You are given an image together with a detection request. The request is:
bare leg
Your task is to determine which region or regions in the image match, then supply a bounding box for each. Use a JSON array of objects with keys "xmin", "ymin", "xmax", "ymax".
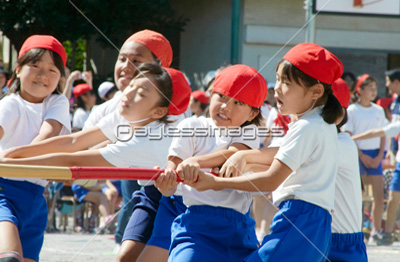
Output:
[{"xmin": 384, "ymin": 190, "xmax": 400, "ymax": 233}]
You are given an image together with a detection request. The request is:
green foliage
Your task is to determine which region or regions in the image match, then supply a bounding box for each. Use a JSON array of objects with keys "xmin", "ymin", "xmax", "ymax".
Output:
[{"xmin": 0, "ymin": 0, "xmax": 188, "ymax": 58}]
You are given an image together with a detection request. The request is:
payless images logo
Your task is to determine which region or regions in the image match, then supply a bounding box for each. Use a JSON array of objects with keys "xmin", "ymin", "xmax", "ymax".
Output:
[{"xmin": 116, "ymin": 125, "xmax": 133, "ymax": 142}]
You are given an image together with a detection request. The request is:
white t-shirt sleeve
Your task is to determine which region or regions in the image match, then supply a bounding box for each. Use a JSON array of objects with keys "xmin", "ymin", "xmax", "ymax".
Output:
[
  {"xmin": 274, "ymin": 120, "xmax": 318, "ymax": 172},
  {"xmin": 0, "ymin": 96, "xmax": 19, "ymax": 136},
  {"xmin": 96, "ymin": 111, "xmax": 126, "ymax": 143},
  {"xmin": 72, "ymin": 108, "xmax": 87, "ymax": 130},
  {"xmin": 383, "ymin": 122, "xmax": 400, "ymax": 138},
  {"xmin": 231, "ymin": 125, "xmax": 260, "ymax": 149},
  {"xmin": 44, "ymin": 95, "xmax": 71, "ymax": 133},
  {"xmin": 168, "ymin": 118, "xmax": 196, "ymax": 161}
]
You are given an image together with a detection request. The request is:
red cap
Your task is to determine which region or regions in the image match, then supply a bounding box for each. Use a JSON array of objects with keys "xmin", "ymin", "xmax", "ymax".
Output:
[
  {"xmin": 19, "ymin": 35, "xmax": 67, "ymax": 67},
  {"xmin": 125, "ymin": 30, "xmax": 173, "ymax": 68},
  {"xmin": 355, "ymin": 74, "xmax": 370, "ymax": 94},
  {"xmin": 283, "ymin": 43, "xmax": 343, "ymax": 84},
  {"xmin": 164, "ymin": 68, "xmax": 191, "ymax": 115},
  {"xmin": 191, "ymin": 90, "xmax": 209, "ymax": 104},
  {"xmin": 376, "ymin": 97, "xmax": 393, "ymax": 109},
  {"xmin": 332, "ymin": 78, "xmax": 350, "ymax": 108},
  {"xmin": 73, "ymin": 83, "xmax": 92, "ymax": 98},
  {"xmin": 212, "ymin": 64, "xmax": 267, "ymax": 108}
]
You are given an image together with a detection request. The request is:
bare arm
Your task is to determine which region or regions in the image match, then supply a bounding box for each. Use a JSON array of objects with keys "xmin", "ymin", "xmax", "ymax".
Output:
[
  {"xmin": 31, "ymin": 119, "xmax": 63, "ymax": 144},
  {"xmin": 193, "ymin": 159, "xmax": 291, "ymax": 192},
  {"xmin": 352, "ymin": 129, "xmax": 385, "ymax": 141},
  {"xmin": 0, "ymin": 149, "xmax": 113, "ymax": 167},
  {"xmin": 1, "ymin": 126, "xmax": 109, "ymax": 158}
]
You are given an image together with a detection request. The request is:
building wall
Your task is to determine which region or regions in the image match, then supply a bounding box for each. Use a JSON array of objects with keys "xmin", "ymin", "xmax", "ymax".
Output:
[
  {"xmin": 243, "ymin": 0, "xmax": 400, "ymax": 95},
  {"xmin": 173, "ymin": 0, "xmax": 232, "ymax": 89}
]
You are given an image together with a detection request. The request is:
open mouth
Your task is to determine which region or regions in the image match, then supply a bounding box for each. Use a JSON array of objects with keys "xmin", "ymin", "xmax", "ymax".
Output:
[{"xmin": 217, "ymin": 112, "xmax": 229, "ymax": 121}]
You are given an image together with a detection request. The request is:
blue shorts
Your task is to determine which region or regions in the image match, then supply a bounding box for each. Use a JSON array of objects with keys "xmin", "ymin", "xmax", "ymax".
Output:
[
  {"xmin": 121, "ymin": 185, "xmax": 162, "ymax": 243},
  {"xmin": 359, "ymin": 149, "xmax": 383, "ymax": 176},
  {"xmin": 71, "ymin": 184, "xmax": 89, "ymax": 202},
  {"xmin": 168, "ymin": 205, "xmax": 258, "ymax": 262},
  {"xmin": 244, "ymin": 200, "xmax": 332, "ymax": 262},
  {"xmin": 389, "ymin": 163, "xmax": 400, "ymax": 192},
  {"xmin": 0, "ymin": 178, "xmax": 47, "ymax": 261},
  {"xmin": 327, "ymin": 232, "xmax": 367, "ymax": 262},
  {"xmin": 147, "ymin": 195, "xmax": 187, "ymax": 249}
]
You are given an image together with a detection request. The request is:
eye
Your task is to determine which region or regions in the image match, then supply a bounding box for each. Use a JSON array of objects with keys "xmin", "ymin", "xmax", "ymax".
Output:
[
  {"xmin": 234, "ymin": 100, "xmax": 244, "ymax": 106},
  {"xmin": 119, "ymin": 56, "xmax": 126, "ymax": 62}
]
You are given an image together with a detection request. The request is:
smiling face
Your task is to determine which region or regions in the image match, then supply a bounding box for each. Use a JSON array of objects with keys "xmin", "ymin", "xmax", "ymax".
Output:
[
  {"xmin": 17, "ymin": 50, "xmax": 61, "ymax": 103},
  {"xmin": 209, "ymin": 92, "xmax": 257, "ymax": 128},
  {"xmin": 119, "ymin": 73, "xmax": 166, "ymax": 125},
  {"xmin": 114, "ymin": 41, "xmax": 157, "ymax": 92},
  {"xmin": 274, "ymin": 63, "xmax": 317, "ymax": 116}
]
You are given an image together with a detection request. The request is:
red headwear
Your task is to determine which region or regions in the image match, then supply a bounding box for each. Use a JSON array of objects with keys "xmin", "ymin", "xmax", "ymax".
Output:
[
  {"xmin": 376, "ymin": 97, "xmax": 393, "ymax": 109},
  {"xmin": 212, "ymin": 64, "xmax": 267, "ymax": 108},
  {"xmin": 355, "ymin": 74, "xmax": 370, "ymax": 95},
  {"xmin": 164, "ymin": 68, "xmax": 191, "ymax": 115},
  {"xmin": 73, "ymin": 83, "xmax": 92, "ymax": 98},
  {"xmin": 191, "ymin": 90, "xmax": 209, "ymax": 104},
  {"xmin": 125, "ymin": 30, "xmax": 173, "ymax": 68},
  {"xmin": 283, "ymin": 43, "xmax": 343, "ymax": 84},
  {"xmin": 332, "ymin": 78, "xmax": 351, "ymax": 108},
  {"xmin": 19, "ymin": 35, "xmax": 67, "ymax": 67}
]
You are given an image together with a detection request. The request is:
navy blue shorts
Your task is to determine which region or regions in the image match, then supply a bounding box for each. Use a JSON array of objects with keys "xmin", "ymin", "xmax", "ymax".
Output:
[
  {"xmin": 359, "ymin": 149, "xmax": 383, "ymax": 176},
  {"xmin": 327, "ymin": 232, "xmax": 367, "ymax": 262},
  {"xmin": 0, "ymin": 178, "xmax": 47, "ymax": 261},
  {"xmin": 169, "ymin": 205, "xmax": 258, "ymax": 262},
  {"xmin": 121, "ymin": 185, "xmax": 162, "ymax": 243},
  {"xmin": 147, "ymin": 195, "xmax": 186, "ymax": 249},
  {"xmin": 244, "ymin": 200, "xmax": 332, "ymax": 262}
]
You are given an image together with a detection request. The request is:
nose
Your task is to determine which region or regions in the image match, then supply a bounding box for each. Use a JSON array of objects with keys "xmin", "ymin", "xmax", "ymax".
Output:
[{"xmin": 121, "ymin": 58, "xmax": 135, "ymax": 72}]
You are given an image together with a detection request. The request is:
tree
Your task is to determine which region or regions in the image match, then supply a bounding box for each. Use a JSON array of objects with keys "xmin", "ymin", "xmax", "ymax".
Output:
[{"xmin": 0, "ymin": 0, "xmax": 188, "ymax": 68}]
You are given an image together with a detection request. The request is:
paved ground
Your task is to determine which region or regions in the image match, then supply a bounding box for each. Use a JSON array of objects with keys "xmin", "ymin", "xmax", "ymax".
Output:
[{"xmin": 39, "ymin": 231, "xmax": 400, "ymax": 262}]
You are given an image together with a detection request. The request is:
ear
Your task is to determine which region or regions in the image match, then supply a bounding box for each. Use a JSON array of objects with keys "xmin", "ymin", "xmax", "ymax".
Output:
[
  {"xmin": 310, "ymin": 83, "xmax": 324, "ymax": 100},
  {"xmin": 246, "ymin": 108, "xmax": 259, "ymax": 122},
  {"xmin": 150, "ymin": 106, "xmax": 169, "ymax": 120},
  {"xmin": 15, "ymin": 64, "xmax": 21, "ymax": 77}
]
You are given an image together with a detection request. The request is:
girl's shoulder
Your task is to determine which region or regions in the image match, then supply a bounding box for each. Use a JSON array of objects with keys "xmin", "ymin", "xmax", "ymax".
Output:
[
  {"xmin": 178, "ymin": 116, "xmax": 212, "ymax": 128},
  {"xmin": 0, "ymin": 93, "xmax": 23, "ymax": 107},
  {"xmin": 44, "ymin": 93, "xmax": 69, "ymax": 104}
]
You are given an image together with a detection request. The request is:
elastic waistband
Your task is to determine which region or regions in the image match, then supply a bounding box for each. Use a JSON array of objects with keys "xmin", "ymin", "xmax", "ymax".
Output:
[
  {"xmin": 0, "ymin": 177, "xmax": 45, "ymax": 196},
  {"xmin": 279, "ymin": 199, "xmax": 328, "ymax": 213},
  {"xmin": 331, "ymin": 232, "xmax": 364, "ymax": 244},
  {"xmin": 187, "ymin": 205, "xmax": 249, "ymax": 222}
]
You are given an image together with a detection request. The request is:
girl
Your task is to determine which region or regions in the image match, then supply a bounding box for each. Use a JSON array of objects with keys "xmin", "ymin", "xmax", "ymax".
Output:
[
  {"xmin": 153, "ymin": 64, "xmax": 267, "ymax": 262},
  {"xmin": 343, "ymin": 74, "xmax": 386, "ymax": 242},
  {"xmin": 80, "ymin": 29, "xmax": 174, "ymax": 250},
  {"xmin": 0, "ymin": 63, "xmax": 190, "ymax": 261},
  {"xmin": 0, "ymin": 35, "xmax": 71, "ymax": 262},
  {"xmin": 72, "ymin": 83, "xmax": 97, "ymax": 131},
  {"xmin": 188, "ymin": 90, "xmax": 209, "ymax": 117},
  {"xmin": 192, "ymin": 43, "xmax": 343, "ymax": 261},
  {"xmin": 328, "ymin": 78, "xmax": 367, "ymax": 261}
]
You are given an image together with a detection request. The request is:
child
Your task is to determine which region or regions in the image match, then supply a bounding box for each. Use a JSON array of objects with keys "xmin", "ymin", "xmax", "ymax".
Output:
[
  {"xmin": 343, "ymin": 74, "xmax": 387, "ymax": 242},
  {"xmin": 153, "ymin": 64, "xmax": 267, "ymax": 262},
  {"xmin": 351, "ymin": 68, "xmax": 400, "ymax": 246},
  {"xmin": 188, "ymin": 90, "xmax": 209, "ymax": 117},
  {"xmin": 72, "ymin": 83, "xmax": 97, "ymax": 131},
  {"xmin": 81, "ymin": 29, "xmax": 174, "ymax": 249},
  {"xmin": 0, "ymin": 63, "xmax": 191, "ymax": 261},
  {"xmin": 192, "ymin": 43, "xmax": 343, "ymax": 261},
  {"xmin": 98, "ymin": 81, "xmax": 118, "ymax": 101},
  {"xmin": 0, "ymin": 35, "xmax": 71, "ymax": 262},
  {"xmin": 328, "ymin": 78, "xmax": 367, "ymax": 261},
  {"xmin": 0, "ymin": 67, "xmax": 9, "ymax": 99}
]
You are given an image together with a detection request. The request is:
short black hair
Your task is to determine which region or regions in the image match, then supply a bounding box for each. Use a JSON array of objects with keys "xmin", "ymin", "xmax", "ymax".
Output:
[{"xmin": 385, "ymin": 68, "xmax": 400, "ymax": 82}]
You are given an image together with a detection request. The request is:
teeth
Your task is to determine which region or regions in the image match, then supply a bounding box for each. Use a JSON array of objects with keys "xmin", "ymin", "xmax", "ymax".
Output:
[{"xmin": 218, "ymin": 113, "xmax": 229, "ymax": 120}]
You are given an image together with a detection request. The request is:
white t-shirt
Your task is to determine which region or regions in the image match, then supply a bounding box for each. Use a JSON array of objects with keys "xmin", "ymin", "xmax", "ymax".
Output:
[
  {"xmin": 98, "ymin": 117, "xmax": 173, "ymax": 186},
  {"xmin": 383, "ymin": 121, "xmax": 400, "ymax": 162},
  {"xmin": 84, "ymin": 91, "xmax": 122, "ymax": 129},
  {"xmin": 97, "ymin": 111, "xmax": 175, "ymax": 186},
  {"xmin": 273, "ymin": 107, "xmax": 338, "ymax": 212},
  {"xmin": 0, "ymin": 93, "xmax": 71, "ymax": 187},
  {"xmin": 331, "ymin": 132, "xmax": 362, "ymax": 233},
  {"xmin": 72, "ymin": 107, "xmax": 91, "ymax": 130},
  {"xmin": 343, "ymin": 103, "xmax": 386, "ymax": 150},
  {"xmin": 168, "ymin": 117, "xmax": 260, "ymax": 214}
]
